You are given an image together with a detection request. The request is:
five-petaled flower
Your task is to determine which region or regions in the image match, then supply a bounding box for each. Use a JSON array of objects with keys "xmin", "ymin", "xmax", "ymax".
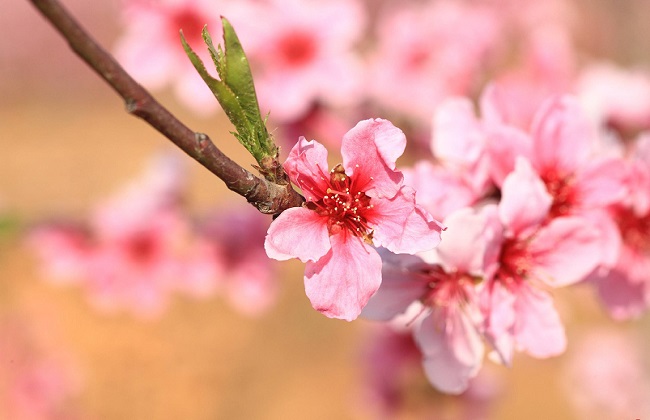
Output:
[{"xmin": 265, "ymin": 119, "xmax": 444, "ymax": 321}]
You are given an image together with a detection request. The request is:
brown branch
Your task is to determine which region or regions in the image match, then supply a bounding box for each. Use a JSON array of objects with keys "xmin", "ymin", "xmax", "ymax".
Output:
[{"xmin": 27, "ymin": 0, "xmax": 304, "ymax": 215}]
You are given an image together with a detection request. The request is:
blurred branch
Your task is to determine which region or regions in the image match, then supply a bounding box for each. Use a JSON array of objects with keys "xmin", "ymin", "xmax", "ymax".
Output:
[{"xmin": 26, "ymin": 0, "xmax": 304, "ymax": 215}]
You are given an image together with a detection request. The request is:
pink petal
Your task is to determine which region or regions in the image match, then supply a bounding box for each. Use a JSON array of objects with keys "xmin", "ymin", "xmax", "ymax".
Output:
[
  {"xmin": 341, "ymin": 119, "xmax": 405, "ymax": 198},
  {"xmin": 304, "ymin": 232, "xmax": 382, "ymax": 321},
  {"xmin": 361, "ymin": 252, "xmax": 431, "ymax": 321},
  {"xmin": 416, "ymin": 309, "xmax": 484, "ymax": 394},
  {"xmin": 499, "ymin": 158, "xmax": 552, "ymax": 236},
  {"xmin": 481, "ymin": 282, "xmax": 515, "ymax": 366},
  {"xmin": 514, "ymin": 283, "xmax": 567, "ymax": 358},
  {"xmin": 367, "ymin": 186, "xmax": 443, "ymax": 254},
  {"xmin": 528, "ymin": 216, "xmax": 602, "ymax": 287},
  {"xmin": 436, "ymin": 208, "xmax": 487, "ymax": 274},
  {"xmin": 485, "ymin": 124, "xmax": 532, "ymax": 187},
  {"xmin": 283, "ymin": 137, "xmax": 330, "ymax": 202},
  {"xmin": 403, "ymin": 161, "xmax": 477, "ymax": 221},
  {"xmin": 431, "ymin": 97, "xmax": 484, "ymax": 166},
  {"xmin": 265, "ymin": 207, "xmax": 330, "ymax": 262},
  {"xmin": 591, "ymin": 268, "xmax": 648, "ymax": 320},
  {"xmin": 575, "ymin": 158, "xmax": 627, "ymax": 209},
  {"xmin": 530, "ymin": 96, "xmax": 593, "ymax": 174}
]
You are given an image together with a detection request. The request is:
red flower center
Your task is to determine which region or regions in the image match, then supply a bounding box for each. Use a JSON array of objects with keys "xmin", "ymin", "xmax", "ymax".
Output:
[
  {"xmin": 420, "ymin": 265, "xmax": 476, "ymax": 308},
  {"xmin": 541, "ymin": 169, "xmax": 576, "ymax": 218},
  {"xmin": 307, "ymin": 164, "xmax": 374, "ymax": 241},
  {"xmin": 616, "ymin": 207, "xmax": 650, "ymax": 254},
  {"xmin": 496, "ymin": 237, "xmax": 531, "ymax": 288},
  {"xmin": 277, "ymin": 31, "xmax": 317, "ymax": 67},
  {"xmin": 126, "ymin": 233, "xmax": 157, "ymax": 264},
  {"xmin": 170, "ymin": 8, "xmax": 206, "ymax": 45}
]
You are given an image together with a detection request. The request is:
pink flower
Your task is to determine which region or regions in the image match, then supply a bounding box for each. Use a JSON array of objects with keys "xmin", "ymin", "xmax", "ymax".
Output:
[
  {"xmin": 362, "ymin": 208, "xmax": 487, "ymax": 394},
  {"xmin": 28, "ymin": 153, "xmax": 209, "ymax": 319},
  {"xmin": 578, "ymin": 62, "xmax": 650, "ymax": 137},
  {"xmin": 368, "ymin": 1, "xmax": 501, "ymax": 123},
  {"xmin": 482, "ymin": 158, "xmax": 603, "ymax": 363},
  {"xmin": 113, "ymin": 0, "xmax": 224, "ymax": 115},
  {"xmin": 265, "ymin": 119, "xmax": 443, "ymax": 321},
  {"xmin": 562, "ymin": 329, "xmax": 650, "ymax": 419},
  {"xmin": 589, "ymin": 133, "xmax": 650, "ymax": 319},
  {"xmin": 232, "ymin": 0, "xmax": 367, "ymax": 122},
  {"xmin": 188, "ymin": 205, "xmax": 280, "ymax": 317}
]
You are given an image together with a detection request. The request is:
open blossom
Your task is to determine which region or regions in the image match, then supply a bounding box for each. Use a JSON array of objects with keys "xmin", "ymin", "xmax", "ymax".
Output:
[
  {"xmin": 28, "ymin": 154, "xmax": 211, "ymax": 319},
  {"xmin": 265, "ymin": 119, "xmax": 443, "ymax": 321},
  {"xmin": 368, "ymin": 0, "xmax": 501, "ymax": 123},
  {"xmin": 233, "ymin": 0, "xmax": 367, "ymax": 123},
  {"xmin": 113, "ymin": 0, "xmax": 224, "ymax": 115},
  {"xmin": 481, "ymin": 158, "xmax": 602, "ymax": 364},
  {"xmin": 589, "ymin": 133, "xmax": 650, "ymax": 319},
  {"xmin": 362, "ymin": 208, "xmax": 487, "ymax": 394}
]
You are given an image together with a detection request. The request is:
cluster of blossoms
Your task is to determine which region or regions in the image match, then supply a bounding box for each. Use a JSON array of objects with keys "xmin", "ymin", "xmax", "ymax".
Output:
[
  {"xmin": 28, "ymin": 154, "xmax": 278, "ymax": 319},
  {"xmin": 80, "ymin": 0, "xmax": 650, "ymax": 402}
]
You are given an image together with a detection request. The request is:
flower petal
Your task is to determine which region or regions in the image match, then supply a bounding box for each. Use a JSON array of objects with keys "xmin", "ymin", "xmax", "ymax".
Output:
[
  {"xmin": 416, "ymin": 309, "xmax": 484, "ymax": 394},
  {"xmin": 342, "ymin": 119, "xmax": 405, "ymax": 198},
  {"xmin": 436, "ymin": 208, "xmax": 487, "ymax": 274},
  {"xmin": 368, "ymin": 186, "xmax": 443, "ymax": 254},
  {"xmin": 531, "ymin": 95, "xmax": 593, "ymax": 174},
  {"xmin": 265, "ymin": 207, "xmax": 330, "ymax": 262},
  {"xmin": 499, "ymin": 158, "xmax": 552, "ymax": 236},
  {"xmin": 528, "ymin": 216, "xmax": 602, "ymax": 287},
  {"xmin": 304, "ymin": 232, "xmax": 382, "ymax": 321},
  {"xmin": 361, "ymin": 251, "xmax": 431, "ymax": 321},
  {"xmin": 514, "ymin": 283, "xmax": 567, "ymax": 358},
  {"xmin": 283, "ymin": 137, "xmax": 330, "ymax": 202}
]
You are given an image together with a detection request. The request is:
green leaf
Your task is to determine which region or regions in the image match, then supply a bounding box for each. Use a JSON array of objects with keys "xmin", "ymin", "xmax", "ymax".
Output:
[{"xmin": 180, "ymin": 18, "xmax": 279, "ymax": 173}]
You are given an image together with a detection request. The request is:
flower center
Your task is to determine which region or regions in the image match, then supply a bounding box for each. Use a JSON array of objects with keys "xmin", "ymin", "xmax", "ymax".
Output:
[
  {"xmin": 541, "ymin": 169, "xmax": 576, "ymax": 218},
  {"xmin": 277, "ymin": 30, "xmax": 317, "ymax": 67},
  {"xmin": 616, "ymin": 207, "xmax": 650, "ymax": 254},
  {"xmin": 307, "ymin": 164, "xmax": 374, "ymax": 242},
  {"xmin": 126, "ymin": 233, "xmax": 157, "ymax": 264},
  {"xmin": 170, "ymin": 8, "xmax": 206, "ymax": 45},
  {"xmin": 420, "ymin": 265, "xmax": 477, "ymax": 308},
  {"xmin": 496, "ymin": 237, "xmax": 531, "ymax": 288}
]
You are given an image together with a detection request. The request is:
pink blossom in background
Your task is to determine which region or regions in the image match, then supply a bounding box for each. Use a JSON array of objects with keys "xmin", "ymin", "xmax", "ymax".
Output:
[
  {"xmin": 481, "ymin": 158, "xmax": 602, "ymax": 364},
  {"xmin": 577, "ymin": 62, "xmax": 650, "ymax": 136},
  {"xmin": 28, "ymin": 154, "xmax": 215, "ymax": 319},
  {"xmin": 362, "ymin": 208, "xmax": 487, "ymax": 394},
  {"xmin": 403, "ymin": 161, "xmax": 478, "ymax": 222},
  {"xmin": 0, "ymin": 317, "xmax": 81, "ymax": 420},
  {"xmin": 562, "ymin": 329, "xmax": 650, "ymax": 419},
  {"xmin": 359, "ymin": 326, "xmax": 504, "ymax": 419},
  {"xmin": 589, "ymin": 133, "xmax": 650, "ymax": 319},
  {"xmin": 113, "ymin": 0, "xmax": 225, "ymax": 115},
  {"xmin": 189, "ymin": 205, "xmax": 279, "ymax": 317},
  {"xmin": 368, "ymin": 0, "xmax": 501, "ymax": 124},
  {"xmin": 232, "ymin": 0, "xmax": 367, "ymax": 123},
  {"xmin": 265, "ymin": 119, "xmax": 443, "ymax": 321}
]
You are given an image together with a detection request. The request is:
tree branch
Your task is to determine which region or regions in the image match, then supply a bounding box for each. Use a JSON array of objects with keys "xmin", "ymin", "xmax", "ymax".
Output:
[{"xmin": 27, "ymin": 0, "xmax": 304, "ymax": 215}]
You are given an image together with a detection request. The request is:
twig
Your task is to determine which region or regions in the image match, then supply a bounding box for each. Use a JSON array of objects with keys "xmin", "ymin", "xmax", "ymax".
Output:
[{"xmin": 27, "ymin": 0, "xmax": 304, "ymax": 215}]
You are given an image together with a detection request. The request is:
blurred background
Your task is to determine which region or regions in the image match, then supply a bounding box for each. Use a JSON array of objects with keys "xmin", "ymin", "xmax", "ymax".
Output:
[{"xmin": 2, "ymin": 0, "xmax": 650, "ymax": 419}]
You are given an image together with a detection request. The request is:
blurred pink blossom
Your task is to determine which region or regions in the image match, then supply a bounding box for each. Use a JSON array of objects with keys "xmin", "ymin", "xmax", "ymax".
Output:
[
  {"xmin": 113, "ymin": 0, "xmax": 225, "ymax": 115},
  {"xmin": 265, "ymin": 119, "xmax": 443, "ymax": 321},
  {"xmin": 368, "ymin": 0, "xmax": 501, "ymax": 123},
  {"xmin": 233, "ymin": 0, "xmax": 367, "ymax": 123},
  {"xmin": 578, "ymin": 62, "xmax": 650, "ymax": 136},
  {"xmin": 189, "ymin": 205, "xmax": 279, "ymax": 317},
  {"xmin": 562, "ymin": 329, "xmax": 650, "ymax": 419},
  {"xmin": 28, "ymin": 153, "xmax": 215, "ymax": 319},
  {"xmin": 0, "ymin": 318, "xmax": 81, "ymax": 420},
  {"xmin": 590, "ymin": 133, "xmax": 650, "ymax": 319}
]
